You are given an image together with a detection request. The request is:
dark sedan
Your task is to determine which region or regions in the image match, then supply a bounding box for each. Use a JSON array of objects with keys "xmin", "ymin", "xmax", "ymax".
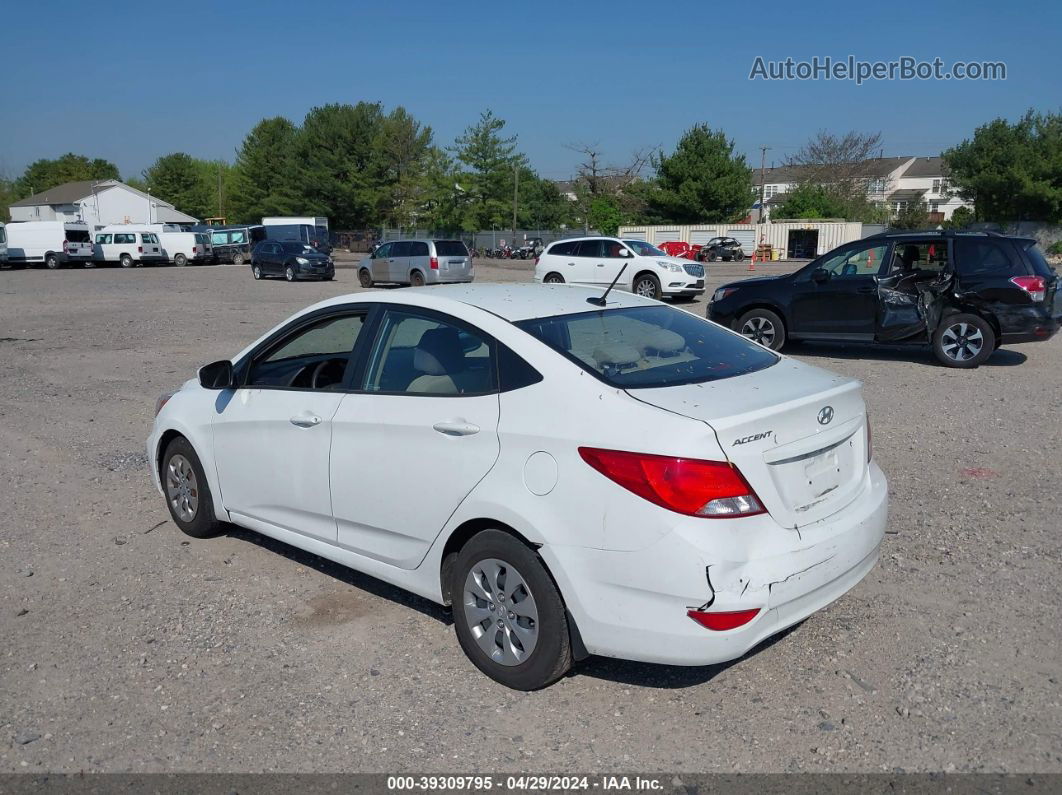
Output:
[
  {"xmin": 251, "ymin": 241, "xmax": 335, "ymax": 282},
  {"xmin": 707, "ymin": 230, "xmax": 1059, "ymax": 368}
]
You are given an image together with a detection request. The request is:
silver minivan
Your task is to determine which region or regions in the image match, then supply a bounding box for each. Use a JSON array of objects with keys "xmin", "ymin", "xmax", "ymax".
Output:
[{"xmin": 358, "ymin": 239, "xmax": 473, "ymax": 287}]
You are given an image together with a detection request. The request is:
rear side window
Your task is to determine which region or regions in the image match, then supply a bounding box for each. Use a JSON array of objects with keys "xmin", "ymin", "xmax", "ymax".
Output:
[
  {"xmin": 210, "ymin": 232, "xmax": 226, "ymax": 246},
  {"xmin": 1021, "ymin": 241, "xmax": 1057, "ymax": 278},
  {"xmin": 434, "ymin": 240, "xmax": 467, "ymax": 257},
  {"xmin": 548, "ymin": 241, "xmax": 575, "ymax": 256},
  {"xmin": 575, "ymin": 240, "xmax": 605, "ymax": 258},
  {"xmin": 517, "ymin": 305, "xmax": 778, "ymax": 388},
  {"xmin": 409, "ymin": 241, "xmax": 430, "ymax": 257},
  {"xmin": 96, "ymin": 234, "xmax": 112, "ymax": 244},
  {"xmin": 955, "ymin": 238, "xmax": 1020, "ymax": 276},
  {"xmin": 114, "ymin": 233, "xmax": 135, "ymax": 244}
]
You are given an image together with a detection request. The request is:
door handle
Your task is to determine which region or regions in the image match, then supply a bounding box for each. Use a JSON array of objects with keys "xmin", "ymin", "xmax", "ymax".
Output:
[
  {"xmin": 856, "ymin": 286, "xmax": 877, "ymax": 293},
  {"xmin": 290, "ymin": 414, "xmax": 322, "ymax": 428},
  {"xmin": 432, "ymin": 420, "xmax": 480, "ymax": 437}
]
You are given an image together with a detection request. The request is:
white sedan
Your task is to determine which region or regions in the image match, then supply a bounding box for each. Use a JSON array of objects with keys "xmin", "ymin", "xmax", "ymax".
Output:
[{"xmin": 147, "ymin": 284, "xmax": 888, "ymax": 690}]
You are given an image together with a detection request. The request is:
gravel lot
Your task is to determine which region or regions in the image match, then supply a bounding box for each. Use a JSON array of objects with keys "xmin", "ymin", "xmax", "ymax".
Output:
[{"xmin": 1, "ymin": 258, "xmax": 1060, "ymax": 774}]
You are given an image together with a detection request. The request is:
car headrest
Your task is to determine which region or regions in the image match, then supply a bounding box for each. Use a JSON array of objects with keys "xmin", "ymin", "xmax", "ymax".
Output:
[{"xmin": 414, "ymin": 328, "xmax": 465, "ymax": 376}]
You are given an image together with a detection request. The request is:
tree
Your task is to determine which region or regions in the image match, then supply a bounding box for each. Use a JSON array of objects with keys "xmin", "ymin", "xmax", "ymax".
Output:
[
  {"xmin": 771, "ymin": 183, "xmax": 848, "ymax": 219},
  {"xmin": 565, "ymin": 141, "xmax": 650, "ymax": 225},
  {"xmin": 647, "ymin": 125, "xmax": 752, "ymax": 223},
  {"xmin": 890, "ymin": 200, "xmax": 931, "ymax": 230},
  {"xmin": 943, "ymin": 109, "xmax": 1062, "ymax": 222},
  {"xmin": 230, "ymin": 116, "xmax": 302, "ymax": 222},
  {"xmin": 15, "ymin": 153, "xmax": 119, "ymax": 197},
  {"xmin": 784, "ymin": 130, "xmax": 884, "ymax": 202},
  {"xmin": 373, "ymin": 107, "xmax": 435, "ymax": 228},
  {"xmin": 451, "ymin": 109, "xmax": 525, "ymax": 230},
  {"xmin": 144, "ymin": 153, "xmax": 212, "ymax": 219},
  {"xmin": 943, "ymin": 205, "xmax": 976, "ymax": 229},
  {"xmin": 587, "ymin": 196, "xmax": 623, "ymax": 235}
]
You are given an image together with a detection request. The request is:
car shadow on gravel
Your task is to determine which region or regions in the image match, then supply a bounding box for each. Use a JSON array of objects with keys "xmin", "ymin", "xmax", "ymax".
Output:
[
  {"xmin": 223, "ymin": 526, "xmax": 453, "ymax": 625},
  {"xmin": 570, "ymin": 623, "xmax": 803, "ymax": 689},
  {"xmin": 789, "ymin": 342, "xmax": 1028, "ymax": 368}
]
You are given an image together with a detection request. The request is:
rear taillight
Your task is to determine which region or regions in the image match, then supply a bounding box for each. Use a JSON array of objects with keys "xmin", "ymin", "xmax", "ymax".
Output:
[
  {"xmin": 687, "ymin": 608, "xmax": 761, "ymax": 631},
  {"xmin": 429, "ymin": 256, "xmax": 439, "ymax": 270},
  {"xmin": 578, "ymin": 447, "xmax": 765, "ymax": 518},
  {"xmin": 138, "ymin": 246, "xmax": 143, "ymax": 253},
  {"xmin": 1011, "ymin": 275, "xmax": 1046, "ymax": 302},
  {"xmin": 534, "ymin": 256, "xmax": 539, "ymax": 266},
  {"xmin": 192, "ymin": 246, "xmax": 198, "ymax": 254},
  {"xmin": 154, "ymin": 392, "xmax": 175, "ymax": 417}
]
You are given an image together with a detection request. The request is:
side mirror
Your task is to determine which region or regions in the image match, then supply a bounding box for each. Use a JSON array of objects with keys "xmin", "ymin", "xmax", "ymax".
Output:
[
  {"xmin": 199, "ymin": 359, "xmax": 235, "ymax": 390},
  {"xmin": 812, "ymin": 268, "xmax": 831, "ymax": 284},
  {"xmin": 618, "ymin": 248, "xmax": 632, "ymax": 257}
]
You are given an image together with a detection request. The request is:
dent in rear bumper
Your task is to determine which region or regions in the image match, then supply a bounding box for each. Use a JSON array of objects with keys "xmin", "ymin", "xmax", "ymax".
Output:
[{"xmin": 540, "ymin": 462, "xmax": 888, "ymax": 666}]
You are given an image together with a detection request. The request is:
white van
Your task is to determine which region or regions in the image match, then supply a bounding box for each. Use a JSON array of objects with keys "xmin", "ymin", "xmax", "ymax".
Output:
[
  {"xmin": 0, "ymin": 222, "xmax": 7, "ymax": 267},
  {"xmin": 94, "ymin": 226, "xmax": 167, "ymax": 267},
  {"xmin": 145, "ymin": 224, "xmax": 214, "ymax": 266},
  {"xmin": 5, "ymin": 221, "xmax": 95, "ymax": 268}
]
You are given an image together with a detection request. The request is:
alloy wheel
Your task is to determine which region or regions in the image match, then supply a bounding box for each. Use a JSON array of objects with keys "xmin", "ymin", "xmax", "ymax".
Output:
[
  {"xmin": 634, "ymin": 278, "xmax": 657, "ymax": 298},
  {"xmin": 941, "ymin": 322, "xmax": 984, "ymax": 362},
  {"xmin": 741, "ymin": 316, "xmax": 776, "ymax": 347},
  {"xmin": 463, "ymin": 558, "xmax": 539, "ymax": 666},
  {"xmin": 165, "ymin": 454, "xmax": 199, "ymax": 523}
]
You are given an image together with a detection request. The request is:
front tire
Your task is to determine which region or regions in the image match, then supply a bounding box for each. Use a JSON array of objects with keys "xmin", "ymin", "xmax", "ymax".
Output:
[
  {"xmin": 633, "ymin": 273, "xmax": 662, "ymax": 300},
  {"xmin": 161, "ymin": 437, "xmax": 223, "ymax": 539},
  {"xmin": 932, "ymin": 313, "xmax": 994, "ymax": 368},
  {"xmin": 451, "ymin": 530, "xmax": 571, "ymax": 690},
  {"xmin": 737, "ymin": 308, "xmax": 786, "ymax": 351},
  {"xmin": 252, "ymin": 264, "xmax": 262, "ymax": 280},
  {"xmin": 285, "ymin": 265, "xmax": 296, "ymax": 282}
]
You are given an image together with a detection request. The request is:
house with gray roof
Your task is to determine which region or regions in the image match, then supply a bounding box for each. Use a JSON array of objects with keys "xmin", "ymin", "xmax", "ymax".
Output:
[{"xmin": 8, "ymin": 180, "xmax": 198, "ymax": 229}]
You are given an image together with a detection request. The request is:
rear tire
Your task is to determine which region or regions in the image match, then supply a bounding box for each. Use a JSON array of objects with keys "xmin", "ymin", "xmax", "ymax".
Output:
[
  {"xmin": 544, "ymin": 273, "xmax": 565, "ymax": 284},
  {"xmin": 173, "ymin": 253, "xmax": 187, "ymax": 267},
  {"xmin": 932, "ymin": 313, "xmax": 994, "ymax": 368},
  {"xmin": 232, "ymin": 252, "xmax": 245, "ymax": 266},
  {"xmin": 737, "ymin": 308, "xmax": 786, "ymax": 351},
  {"xmin": 450, "ymin": 530, "xmax": 572, "ymax": 690},
  {"xmin": 410, "ymin": 270, "xmax": 425, "ymax": 287},
  {"xmin": 358, "ymin": 269, "xmax": 374, "ymax": 288},
  {"xmin": 120, "ymin": 254, "xmax": 134, "ymax": 269},
  {"xmin": 161, "ymin": 437, "xmax": 223, "ymax": 539},
  {"xmin": 633, "ymin": 273, "xmax": 662, "ymax": 300},
  {"xmin": 45, "ymin": 253, "xmax": 61, "ymax": 270}
]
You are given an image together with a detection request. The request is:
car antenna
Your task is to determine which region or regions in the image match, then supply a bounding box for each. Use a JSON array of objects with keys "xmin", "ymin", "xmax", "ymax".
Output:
[{"xmin": 587, "ymin": 264, "xmax": 628, "ymax": 306}]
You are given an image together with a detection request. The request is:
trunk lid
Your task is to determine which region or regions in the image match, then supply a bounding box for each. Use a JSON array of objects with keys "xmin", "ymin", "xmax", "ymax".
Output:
[{"xmin": 629, "ymin": 358, "xmax": 870, "ymax": 529}]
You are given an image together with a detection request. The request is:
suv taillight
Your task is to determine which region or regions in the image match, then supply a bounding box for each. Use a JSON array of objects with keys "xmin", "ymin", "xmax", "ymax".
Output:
[
  {"xmin": 429, "ymin": 256, "xmax": 439, "ymax": 270},
  {"xmin": 534, "ymin": 256, "xmax": 539, "ymax": 266},
  {"xmin": 578, "ymin": 447, "xmax": 765, "ymax": 518},
  {"xmin": 1011, "ymin": 275, "xmax": 1046, "ymax": 302}
]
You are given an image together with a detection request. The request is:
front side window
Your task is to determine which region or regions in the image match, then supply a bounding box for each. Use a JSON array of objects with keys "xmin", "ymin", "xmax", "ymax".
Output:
[
  {"xmin": 816, "ymin": 242, "xmax": 889, "ymax": 278},
  {"xmin": 622, "ymin": 240, "xmax": 666, "ymax": 257},
  {"xmin": 374, "ymin": 242, "xmax": 392, "ymax": 258},
  {"xmin": 517, "ymin": 305, "xmax": 778, "ymax": 389},
  {"xmin": 364, "ymin": 311, "xmax": 495, "ymax": 396},
  {"xmin": 247, "ymin": 313, "xmax": 366, "ymax": 390}
]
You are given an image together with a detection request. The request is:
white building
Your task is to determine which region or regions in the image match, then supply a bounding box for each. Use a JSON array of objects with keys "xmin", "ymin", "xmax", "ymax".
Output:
[
  {"xmin": 753, "ymin": 156, "xmax": 972, "ymax": 221},
  {"xmin": 8, "ymin": 180, "xmax": 198, "ymax": 229}
]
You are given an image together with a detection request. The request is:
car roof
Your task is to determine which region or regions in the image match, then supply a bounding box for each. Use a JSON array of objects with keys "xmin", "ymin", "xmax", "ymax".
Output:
[{"xmin": 312, "ymin": 283, "xmax": 655, "ymax": 322}]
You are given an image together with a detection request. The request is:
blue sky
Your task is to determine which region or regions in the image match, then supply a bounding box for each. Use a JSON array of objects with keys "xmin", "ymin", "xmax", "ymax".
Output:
[{"xmin": 3, "ymin": 0, "xmax": 1059, "ymax": 182}]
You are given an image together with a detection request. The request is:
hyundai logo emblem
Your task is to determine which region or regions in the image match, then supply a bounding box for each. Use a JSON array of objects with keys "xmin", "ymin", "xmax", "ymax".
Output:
[{"xmin": 817, "ymin": 406, "xmax": 835, "ymax": 425}]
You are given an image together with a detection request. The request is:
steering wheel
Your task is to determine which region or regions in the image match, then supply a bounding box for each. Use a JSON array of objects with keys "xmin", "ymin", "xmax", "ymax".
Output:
[{"xmin": 310, "ymin": 359, "xmax": 345, "ymax": 390}]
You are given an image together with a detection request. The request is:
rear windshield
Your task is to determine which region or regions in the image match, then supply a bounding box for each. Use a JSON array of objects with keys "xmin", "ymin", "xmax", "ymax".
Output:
[
  {"xmin": 141, "ymin": 233, "xmax": 159, "ymax": 244},
  {"xmin": 434, "ymin": 240, "xmax": 468, "ymax": 257},
  {"xmin": 66, "ymin": 229, "xmax": 91, "ymax": 243},
  {"xmin": 1022, "ymin": 241, "xmax": 1057, "ymax": 278},
  {"xmin": 195, "ymin": 233, "xmax": 210, "ymax": 245},
  {"xmin": 516, "ymin": 305, "xmax": 778, "ymax": 388}
]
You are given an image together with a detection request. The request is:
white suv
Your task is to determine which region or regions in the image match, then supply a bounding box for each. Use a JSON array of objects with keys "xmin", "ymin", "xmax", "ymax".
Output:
[{"xmin": 534, "ymin": 237, "xmax": 705, "ymax": 300}]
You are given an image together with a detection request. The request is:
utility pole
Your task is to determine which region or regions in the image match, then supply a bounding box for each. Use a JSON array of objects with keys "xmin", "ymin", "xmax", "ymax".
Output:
[
  {"xmin": 511, "ymin": 165, "xmax": 519, "ymax": 243},
  {"xmin": 758, "ymin": 145, "xmax": 769, "ymax": 224}
]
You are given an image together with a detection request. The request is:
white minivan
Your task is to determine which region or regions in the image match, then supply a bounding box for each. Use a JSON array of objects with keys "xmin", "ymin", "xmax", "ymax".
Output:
[
  {"xmin": 5, "ymin": 221, "xmax": 95, "ymax": 268},
  {"xmin": 94, "ymin": 226, "xmax": 167, "ymax": 267},
  {"xmin": 145, "ymin": 224, "xmax": 214, "ymax": 266},
  {"xmin": 534, "ymin": 236, "xmax": 705, "ymax": 301}
]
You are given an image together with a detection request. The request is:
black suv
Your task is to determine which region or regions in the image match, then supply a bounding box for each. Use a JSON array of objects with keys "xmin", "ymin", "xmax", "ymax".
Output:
[{"xmin": 707, "ymin": 230, "xmax": 1059, "ymax": 368}]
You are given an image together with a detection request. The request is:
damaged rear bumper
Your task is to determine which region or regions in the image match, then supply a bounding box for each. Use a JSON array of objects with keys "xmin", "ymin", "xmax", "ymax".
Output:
[{"xmin": 539, "ymin": 462, "xmax": 888, "ymax": 666}]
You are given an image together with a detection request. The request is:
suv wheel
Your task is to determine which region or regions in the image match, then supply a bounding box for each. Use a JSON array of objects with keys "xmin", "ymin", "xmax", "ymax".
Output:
[
  {"xmin": 232, "ymin": 253, "xmax": 245, "ymax": 266},
  {"xmin": 933, "ymin": 313, "xmax": 994, "ymax": 368},
  {"xmin": 450, "ymin": 530, "xmax": 572, "ymax": 690},
  {"xmin": 737, "ymin": 308, "xmax": 786, "ymax": 351},
  {"xmin": 633, "ymin": 273, "xmax": 662, "ymax": 300}
]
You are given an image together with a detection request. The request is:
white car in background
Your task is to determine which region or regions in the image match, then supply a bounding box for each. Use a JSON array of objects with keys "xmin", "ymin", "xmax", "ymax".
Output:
[
  {"xmin": 147, "ymin": 284, "xmax": 887, "ymax": 689},
  {"xmin": 534, "ymin": 237, "xmax": 705, "ymax": 300}
]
